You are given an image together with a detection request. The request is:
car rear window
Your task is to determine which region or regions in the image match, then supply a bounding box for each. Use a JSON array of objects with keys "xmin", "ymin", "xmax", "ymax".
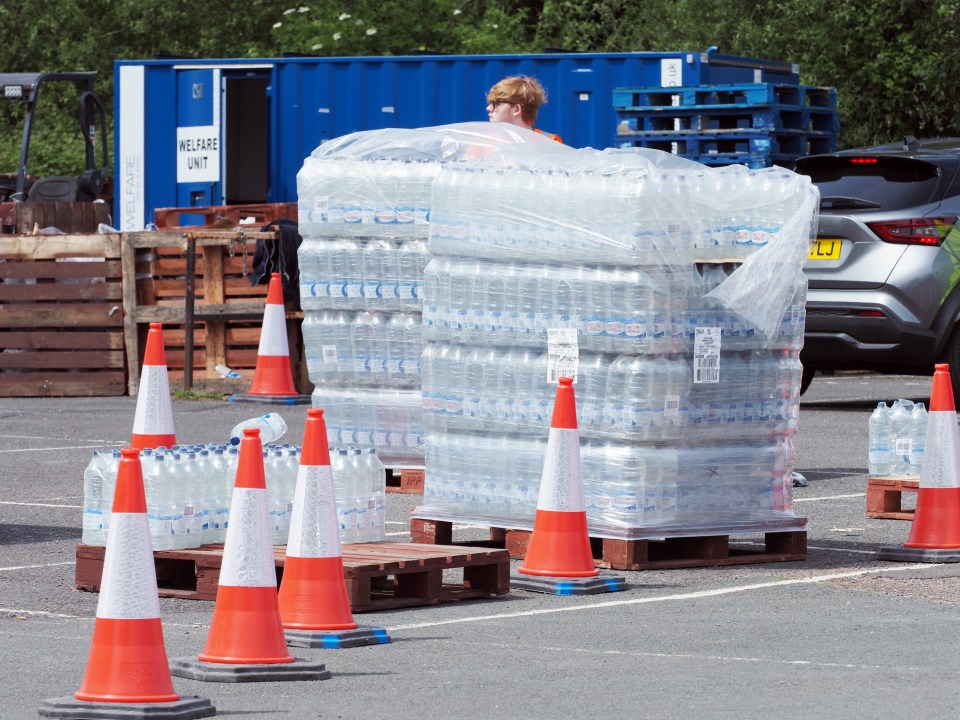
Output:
[{"xmin": 795, "ymin": 156, "xmax": 943, "ymax": 211}]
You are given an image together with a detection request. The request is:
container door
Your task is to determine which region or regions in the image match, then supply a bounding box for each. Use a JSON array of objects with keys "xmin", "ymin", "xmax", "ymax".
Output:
[
  {"xmin": 223, "ymin": 73, "xmax": 270, "ymax": 205},
  {"xmin": 175, "ymin": 68, "xmax": 221, "ymax": 214}
]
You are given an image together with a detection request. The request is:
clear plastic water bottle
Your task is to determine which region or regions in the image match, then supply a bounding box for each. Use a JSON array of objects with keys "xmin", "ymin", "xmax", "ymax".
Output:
[
  {"xmin": 179, "ymin": 451, "xmax": 201, "ymax": 547},
  {"xmin": 145, "ymin": 453, "xmax": 167, "ymax": 549},
  {"xmin": 162, "ymin": 453, "xmax": 184, "ymax": 550},
  {"xmin": 99, "ymin": 450, "xmax": 122, "ymax": 538},
  {"xmin": 210, "ymin": 447, "xmax": 227, "ymax": 541},
  {"xmin": 230, "ymin": 413, "xmax": 287, "ymax": 445},
  {"xmin": 81, "ymin": 451, "xmax": 105, "ymax": 546},
  {"xmin": 362, "ymin": 238, "xmax": 394, "ymax": 306},
  {"xmin": 910, "ymin": 402, "xmax": 928, "ymax": 476},
  {"xmin": 214, "ymin": 364, "xmax": 241, "ymax": 379},
  {"xmin": 195, "ymin": 449, "xmax": 215, "ymax": 544},
  {"xmin": 868, "ymin": 402, "xmax": 894, "ymax": 476},
  {"xmin": 890, "ymin": 399, "xmax": 916, "ymax": 476},
  {"xmin": 266, "ymin": 448, "xmax": 287, "ymax": 544},
  {"xmin": 322, "ymin": 238, "xmax": 353, "ymax": 307},
  {"xmin": 282, "ymin": 447, "xmax": 300, "ymax": 541},
  {"xmin": 364, "ymin": 448, "xmax": 386, "ymax": 541}
]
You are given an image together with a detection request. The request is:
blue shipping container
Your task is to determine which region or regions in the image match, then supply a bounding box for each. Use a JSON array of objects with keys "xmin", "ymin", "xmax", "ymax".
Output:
[{"xmin": 114, "ymin": 51, "xmax": 799, "ymax": 230}]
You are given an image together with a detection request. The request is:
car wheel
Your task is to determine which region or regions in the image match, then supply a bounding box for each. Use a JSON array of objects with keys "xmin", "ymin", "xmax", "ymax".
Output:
[{"xmin": 800, "ymin": 364, "xmax": 815, "ymax": 396}]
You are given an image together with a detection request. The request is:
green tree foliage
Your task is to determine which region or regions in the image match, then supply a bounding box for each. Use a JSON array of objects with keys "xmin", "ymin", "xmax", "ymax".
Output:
[{"xmin": 1, "ymin": 0, "xmax": 958, "ymax": 180}]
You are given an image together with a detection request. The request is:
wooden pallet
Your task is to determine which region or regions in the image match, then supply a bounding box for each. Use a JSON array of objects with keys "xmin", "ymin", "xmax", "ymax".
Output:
[
  {"xmin": 75, "ymin": 541, "xmax": 509, "ymax": 611},
  {"xmin": 866, "ymin": 477, "xmax": 919, "ymax": 520},
  {"xmin": 410, "ymin": 519, "xmax": 807, "ymax": 571},
  {"xmin": 122, "ymin": 230, "xmax": 308, "ymax": 395},
  {"xmin": 386, "ymin": 468, "xmax": 425, "ymax": 494},
  {"xmin": 0, "ymin": 234, "xmax": 126, "ymax": 397}
]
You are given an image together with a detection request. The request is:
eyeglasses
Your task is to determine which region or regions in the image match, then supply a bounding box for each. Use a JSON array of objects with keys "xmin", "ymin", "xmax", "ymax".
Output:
[{"xmin": 487, "ymin": 100, "xmax": 507, "ymax": 109}]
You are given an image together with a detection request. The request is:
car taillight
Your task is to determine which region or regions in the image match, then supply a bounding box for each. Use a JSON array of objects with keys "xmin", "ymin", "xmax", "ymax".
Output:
[{"xmin": 868, "ymin": 216, "xmax": 957, "ymax": 246}]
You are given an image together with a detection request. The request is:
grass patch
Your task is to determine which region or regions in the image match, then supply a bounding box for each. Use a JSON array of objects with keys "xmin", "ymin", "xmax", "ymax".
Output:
[{"xmin": 173, "ymin": 389, "xmax": 227, "ymax": 401}]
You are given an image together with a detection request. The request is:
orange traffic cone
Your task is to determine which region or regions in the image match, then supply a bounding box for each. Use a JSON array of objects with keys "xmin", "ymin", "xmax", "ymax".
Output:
[
  {"xmin": 512, "ymin": 377, "xmax": 627, "ymax": 595},
  {"xmin": 131, "ymin": 323, "xmax": 176, "ymax": 450},
  {"xmin": 879, "ymin": 363, "xmax": 960, "ymax": 562},
  {"xmin": 169, "ymin": 428, "xmax": 330, "ymax": 682},
  {"xmin": 279, "ymin": 408, "xmax": 390, "ymax": 648},
  {"xmin": 40, "ymin": 448, "xmax": 214, "ymax": 718}
]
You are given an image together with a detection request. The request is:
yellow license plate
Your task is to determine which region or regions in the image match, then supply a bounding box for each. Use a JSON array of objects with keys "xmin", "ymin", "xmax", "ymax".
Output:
[{"xmin": 808, "ymin": 238, "xmax": 842, "ymax": 260}]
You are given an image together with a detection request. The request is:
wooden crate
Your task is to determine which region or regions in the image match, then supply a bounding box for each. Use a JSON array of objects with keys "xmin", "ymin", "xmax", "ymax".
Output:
[
  {"xmin": 0, "ymin": 234, "xmax": 125, "ymax": 396},
  {"xmin": 866, "ymin": 477, "xmax": 919, "ymax": 520},
  {"xmin": 152, "ymin": 202, "xmax": 297, "ymax": 231},
  {"xmin": 75, "ymin": 541, "xmax": 510, "ymax": 610},
  {"xmin": 410, "ymin": 518, "xmax": 807, "ymax": 571},
  {"xmin": 122, "ymin": 229, "xmax": 308, "ymax": 395}
]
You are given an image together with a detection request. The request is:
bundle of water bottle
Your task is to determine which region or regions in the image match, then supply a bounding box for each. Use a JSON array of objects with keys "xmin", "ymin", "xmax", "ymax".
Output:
[
  {"xmin": 302, "ymin": 311, "xmax": 422, "ymax": 387},
  {"xmin": 297, "ymin": 156, "xmax": 438, "ymax": 238},
  {"xmin": 422, "ymin": 257, "xmax": 806, "ymax": 354},
  {"xmin": 81, "ymin": 414, "xmax": 387, "ymax": 549},
  {"xmin": 420, "ymin": 346, "xmax": 801, "ymax": 444},
  {"xmin": 867, "ymin": 399, "xmax": 929, "ymax": 477},
  {"xmin": 429, "ymin": 162, "xmax": 807, "ymax": 267},
  {"xmin": 311, "ymin": 387, "xmax": 424, "ymax": 465},
  {"xmin": 423, "ymin": 431, "xmax": 796, "ymax": 536},
  {"xmin": 298, "ymin": 237, "xmax": 428, "ymax": 312}
]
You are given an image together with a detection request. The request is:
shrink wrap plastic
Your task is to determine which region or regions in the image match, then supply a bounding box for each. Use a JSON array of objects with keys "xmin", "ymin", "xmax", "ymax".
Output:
[{"xmin": 297, "ymin": 122, "xmax": 818, "ymax": 538}]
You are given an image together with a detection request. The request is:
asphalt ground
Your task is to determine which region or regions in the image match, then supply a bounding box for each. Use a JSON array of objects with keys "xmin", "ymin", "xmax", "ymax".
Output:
[{"xmin": 1, "ymin": 372, "xmax": 957, "ymax": 719}]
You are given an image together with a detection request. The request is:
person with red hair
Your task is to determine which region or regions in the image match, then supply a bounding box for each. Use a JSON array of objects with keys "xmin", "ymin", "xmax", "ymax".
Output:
[{"xmin": 486, "ymin": 75, "xmax": 563, "ymax": 143}]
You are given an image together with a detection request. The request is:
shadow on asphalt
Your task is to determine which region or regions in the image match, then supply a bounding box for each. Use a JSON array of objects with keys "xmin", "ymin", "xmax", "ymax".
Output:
[
  {"xmin": 795, "ymin": 467, "xmax": 866, "ymax": 481},
  {"xmin": 0, "ymin": 523, "xmax": 80, "ymax": 545}
]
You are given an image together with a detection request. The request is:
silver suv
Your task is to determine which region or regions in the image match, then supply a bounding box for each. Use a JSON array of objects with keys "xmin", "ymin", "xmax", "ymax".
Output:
[{"xmin": 797, "ymin": 137, "xmax": 960, "ymax": 396}]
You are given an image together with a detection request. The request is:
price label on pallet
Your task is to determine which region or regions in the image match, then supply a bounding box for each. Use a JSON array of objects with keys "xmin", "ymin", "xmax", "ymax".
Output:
[
  {"xmin": 693, "ymin": 327, "xmax": 721, "ymax": 384},
  {"xmin": 547, "ymin": 328, "xmax": 579, "ymax": 383}
]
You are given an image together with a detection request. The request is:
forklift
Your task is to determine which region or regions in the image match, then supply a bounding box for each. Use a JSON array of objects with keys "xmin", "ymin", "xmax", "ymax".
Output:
[{"xmin": 0, "ymin": 71, "xmax": 112, "ymax": 233}]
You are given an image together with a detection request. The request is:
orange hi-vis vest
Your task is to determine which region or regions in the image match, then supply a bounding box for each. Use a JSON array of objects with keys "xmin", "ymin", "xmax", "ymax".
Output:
[{"xmin": 534, "ymin": 128, "xmax": 563, "ymax": 144}]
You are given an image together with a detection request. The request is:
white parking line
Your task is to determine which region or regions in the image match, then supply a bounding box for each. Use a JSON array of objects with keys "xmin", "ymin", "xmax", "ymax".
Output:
[
  {"xmin": 0, "ymin": 562, "xmax": 75, "ymax": 572},
  {"xmin": 0, "ymin": 445, "xmax": 118, "ymax": 454},
  {"xmin": 0, "ymin": 501, "xmax": 81, "ymax": 509},
  {"xmin": 794, "ymin": 493, "xmax": 866, "ymax": 502},
  {"xmin": 385, "ymin": 563, "xmax": 937, "ymax": 632},
  {"xmin": 457, "ymin": 639, "xmax": 923, "ymax": 673},
  {"xmin": 0, "ymin": 607, "xmax": 83, "ymax": 619}
]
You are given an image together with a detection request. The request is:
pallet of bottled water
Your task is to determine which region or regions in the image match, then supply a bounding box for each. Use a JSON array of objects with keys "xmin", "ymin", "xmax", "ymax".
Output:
[
  {"xmin": 81, "ymin": 444, "xmax": 388, "ymax": 549},
  {"xmin": 868, "ymin": 399, "xmax": 928, "ymax": 478},
  {"xmin": 410, "ymin": 130, "xmax": 818, "ymax": 539}
]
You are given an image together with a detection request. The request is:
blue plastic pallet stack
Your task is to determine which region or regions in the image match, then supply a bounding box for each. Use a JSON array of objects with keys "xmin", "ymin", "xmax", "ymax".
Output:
[{"xmin": 613, "ymin": 83, "xmax": 838, "ymax": 168}]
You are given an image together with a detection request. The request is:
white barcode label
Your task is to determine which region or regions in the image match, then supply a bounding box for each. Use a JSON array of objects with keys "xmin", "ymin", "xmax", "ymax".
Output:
[
  {"xmin": 547, "ymin": 328, "xmax": 579, "ymax": 383},
  {"xmin": 895, "ymin": 438, "xmax": 913, "ymax": 457},
  {"xmin": 693, "ymin": 327, "xmax": 721, "ymax": 384},
  {"xmin": 664, "ymin": 395, "xmax": 680, "ymax": 417},
  {"xmin": 322, "ymin": 345, "xmax": 338, "ymax": 364}
]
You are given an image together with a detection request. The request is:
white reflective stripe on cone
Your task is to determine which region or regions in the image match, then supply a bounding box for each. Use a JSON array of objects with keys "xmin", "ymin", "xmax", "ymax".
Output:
[
  {"xmin": 537, "ymin": 427, "xmax": 585, "ymax": 512},
  {"xmin": 257, "ymin": 304, "xmax": 290, "ymax": 356},
  {"xmin": 921, "ymin": 410, "xmax": 960, "ymax": 489},
  {"xmin": 97, "ymin": 513, "xmax": 162, "ymax": 620},
  {"xmin": 287, "ymin": 464, "xmax": 341, "ymax": 558},
  {"xmin": 132, "ymin": 364, "xmax": 174, "ymax": 434},
  {"xmin": 220, "ymin": 488, "xmax": 276, "ymax": 587}
]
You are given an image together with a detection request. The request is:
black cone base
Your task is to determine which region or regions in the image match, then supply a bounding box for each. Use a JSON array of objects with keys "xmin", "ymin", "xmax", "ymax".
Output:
[
  {"xmin": 284, "ymin": 625, "xmax": 390, "ymax": 648},
  {"xmin": 38, "ymin": 695, "xmax": 215, "ymax": 719},
  {"xmin": 510, "ymin": 570, "xmax": 628, "ymax": 595},
  {"xmin": 169, "ymin": 657, "xmax": 330, "ymax": 683},
  {"xmin": 876, "ymin": 545, "xmax": 960, "ymax": 563}
]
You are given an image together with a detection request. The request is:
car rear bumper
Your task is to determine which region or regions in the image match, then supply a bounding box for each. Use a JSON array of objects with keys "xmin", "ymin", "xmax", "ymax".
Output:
[{"xmin": 801, "ymin": 307, "xmax": 940, "ymax": 371}]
